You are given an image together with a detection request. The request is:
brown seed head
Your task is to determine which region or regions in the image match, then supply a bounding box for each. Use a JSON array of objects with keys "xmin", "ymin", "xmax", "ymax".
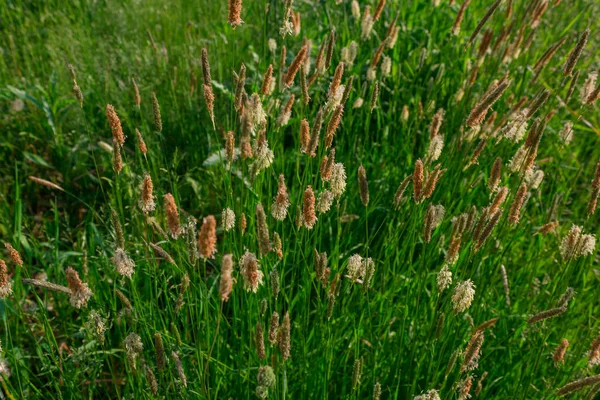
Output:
[
  {"xmin": 328, "ymin": 62, "xmax": 344, "ymax": 100},
  {"xmin": 357, "ymin": 165, "xmax": 369, "ymax": 206},
  {"xmin": 239, "ymin": 213, "xmax": 247, "ymax": 235},
  {"xmin": 0, "ymin": 260, "xmax": 12, "ymax": 298},
  {"xmin": 284, "ymin": 45, "xmax": 308, "ymax": 87},
  {"xmin": 373, "ymin": 0, "xmax": 386, "ymax": 22},
  {"xmin": 308, "ymin": 109, "xmax": 324, "ymax": 157},
  {"xmin": 321, "ymin": 148, "xmax": 336, "ymax": 181},
  {"xmin": 112, "ymin": 140, "xmax": 123, "ymax": 174},
  {"xmin": 303, "ymin": 186, "xmax": 317, "ymax": 229},
  {"xmin": 220, "ymin": 254, "xmax": 234, "ymax": 301},
  {"xmin": 164, "ymin": 193, "xmax": 181, "ymax": 239},
  {"xmin": 489, "ymin": 157, "xmax": 502, "ymax": 192},
  {"xmin": 4, "ymin": 243, "xmax": 23, "ymax": 266},
  {"xmin": 135, "ymin": 128, "xmax": 147, "ymax": 155},
  {"xmin": 65, "ymin": 267, "xmax": 92, "ymax": 309},
  {"xmin": 268, "ymin": 312, "xmax": 280, "ymax": 345},
  {"xmin": 466, "ymin": 0, "xmax": 502, "ymax": 48},
  {"xmin": 553, "ymin": 338, "xmax": 569, "ymax": 364},
  {"xmin": 279, "ymin": 312, "xmax": 291, "ymax": 361},
  {"xmin": 255, "ymin": 203, "xmax": 271, "ymax": 255},
  {"xmin": 151, "ymin": 92, "xmax": 162, "ymax": 132},
  {"xmin": 563, "ymin": 29, "xmax": 590, "ymax": 77},
  {"xmin": 452, "ymin": 0, "xmax": 471, "ymax": 35},
  {"xmin": 198, "ymin": 215, "xmax": 217, "ymax": 259},
  {"xmin": 261, "ymin": 64, "xmax": 273, "ymax": 95},
  {"xmin": 272, "ymin": 174, "xmax": 291, "ymax": 221},
  {"xmin": 508, "ymin": 182, "xmax": 528, "ymax": 225},
  {"xmin": 413, "ymin": 159, "xmax": 424, "ymax": 203},
  {"xmin": 140, "ymin": 173, "xmax": 155, "ymax": 214},
  {"xmin": 228, "ymin": 0, "xmax": 243, "ymax": 27},
  {"xmin": 325, "ymin": 105, "xmax": 343, "ymax": 149},
  {"xmin": 255, "ymin": 322, "xmax": 265, "ymax": 360},
  {"xmin": 527, "ymin": 306, "xmax": 567, "ymax": 324},
  {"xmin": 132, "ymin": 78, "xmax": 141, "ymax": 106},
  {"xmin": 201, "ymin": 48, "xmax": 212, "ymax": 85},
  {"xmin": 325, "ymin": 29, "xmax": 336, "ymax": 70},
  {"xmin": 106, "ymin": 104, "xmax": 124, "ymax": 146},
  {"xmin": 461, "ymin": 331, "xmax": 484, "ymax": 373}
]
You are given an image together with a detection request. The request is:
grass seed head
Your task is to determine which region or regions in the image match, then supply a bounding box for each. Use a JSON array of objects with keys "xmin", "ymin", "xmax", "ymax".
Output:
[
  {"xmin": 0, "ymin": 260, "xmax": 12, "ymax": 298},
  {"xmin": 164, "ymin": 193, "xmax": 181, "ymax": 239},
  {"xmin": 105, "ymin": 104, "xmax": 124, "ymax": 147},
  {"xmin": 452, "ymin": 280, "xmax": 476, "ymax": 313},
  {"xmin": 268, "ymin": 312, "xmax": 280, "ymax": 345},
  {"xmin": 65, "ymin": 267, "xmax": 92, "ymax": 309},
  {"xmin": 240, "ymin": 251, "xmax": 263, "ymax": 293},
  {"xmin": 302, "ymin": 186, "xmax": 317, "ymax": 229},
  {"xmin": 563, "ymin": 29, "xmax": 590, "ymax": 77},
  {"xmin": 151, "ymin": 92, "xmax": 162, "ymax": 132},
  {"xmin": 228, "ymin": 0, "xmax": 243, "ymax": 27},
  {"xmin": 219, "ymin": 254, "xmax": 234, "ymax": 302},
  {"xmin": 198, "ymin": 215, "xmax": 217, "ymax": 259},
  {"xmin": 4, "ymin": 243, "xmax": 22, "ymax": 266}
]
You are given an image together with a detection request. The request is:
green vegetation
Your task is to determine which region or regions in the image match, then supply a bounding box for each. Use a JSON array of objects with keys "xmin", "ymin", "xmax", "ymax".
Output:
[{"xmin": 1, "ymin": 0, "xmax": 600, "ymax": 398}]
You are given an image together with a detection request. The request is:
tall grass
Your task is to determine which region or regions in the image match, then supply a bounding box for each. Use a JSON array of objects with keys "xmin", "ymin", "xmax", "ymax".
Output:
[{"xmin": 1, "ymin": 0, "xmax": 600, "ymax": 398}]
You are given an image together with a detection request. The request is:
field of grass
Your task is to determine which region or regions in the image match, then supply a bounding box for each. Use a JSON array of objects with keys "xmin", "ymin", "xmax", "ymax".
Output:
[{"xmin": 1, "ymin": 0, "xmax": 600, "ymax": 398}]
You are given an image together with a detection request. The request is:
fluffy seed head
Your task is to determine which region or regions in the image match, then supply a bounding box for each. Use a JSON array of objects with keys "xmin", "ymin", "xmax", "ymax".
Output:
[
  {"xmin": 65, "ymin": 267, "xmax": 92, "ymax": 309},
  {"xmin": 316, "ymin": 190, "xmax": 335, "ymax": 214},
  {"xmin": 240, "ymin": 251, "xmax": 264, "ymax": 293},
  {"xmin": 228, "ymin": 0, "xmax": 243, "ymax": 27},
  {"xmin": 113, "ymin": 248, "xmax": 135, "ymax": 279},
  {"xmin": 437, "ymin": 264, "xmax": 452, "ymax": 292},
  {"xmin": 452, "ymin": 279, "xmax": 476, "ymax": 313},
  {"xmin": 222, "ymin": 208, "xmax": 236, "ymax": 232}
]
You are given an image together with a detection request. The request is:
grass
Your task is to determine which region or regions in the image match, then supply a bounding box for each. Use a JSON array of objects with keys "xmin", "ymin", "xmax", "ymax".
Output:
[{"xmin": 1, "ymin": 0, "xmax": 600, "ymax": 398}]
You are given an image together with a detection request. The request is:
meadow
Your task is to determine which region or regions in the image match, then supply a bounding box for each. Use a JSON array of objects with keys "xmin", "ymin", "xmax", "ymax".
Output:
[{"xmin": 1, "ymin": 0, "xmax": 600, "ymax": 398}]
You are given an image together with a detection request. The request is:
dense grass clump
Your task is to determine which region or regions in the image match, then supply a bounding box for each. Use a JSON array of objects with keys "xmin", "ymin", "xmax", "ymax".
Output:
[{"xmin": 1, "ymin": 0, "xmax": 600, "ymax": 398}]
